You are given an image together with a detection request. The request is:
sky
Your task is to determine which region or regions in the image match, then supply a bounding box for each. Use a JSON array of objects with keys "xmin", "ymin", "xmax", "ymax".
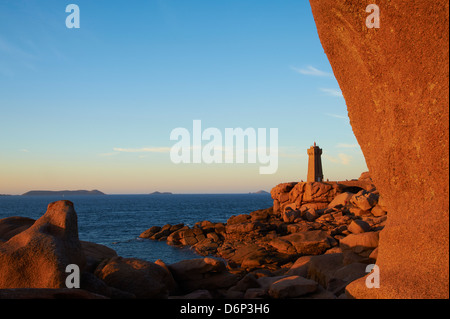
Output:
[{"xmin": 0, "ymin": 0, "xmax": 368, "ymax": 195}]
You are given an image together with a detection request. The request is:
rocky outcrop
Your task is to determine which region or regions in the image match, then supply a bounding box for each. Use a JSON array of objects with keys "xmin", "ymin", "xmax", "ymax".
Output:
[
  {"xmin": 269, "ymin": 230, "xmax": 334, "ymax": 255},
  {"xmin": 140, "ymin": 181, "xmax": 386, "ymax": 298},
  {"xmin": 0, "ymin": 201, "xmax": 241, "ymax": 299},
  {"xmin": 309, "ymin": 0, "xmax": 449, "ymax": 298},
  {"xmin": 271, "ymin": 182, "xmax": 345, "ymax": 214},
  {"xmin": 0, "ymin": 201, "xmax": 86, "ymax": 288}
]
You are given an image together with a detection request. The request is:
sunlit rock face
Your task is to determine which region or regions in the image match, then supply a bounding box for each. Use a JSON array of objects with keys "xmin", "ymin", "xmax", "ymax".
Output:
[{"xmin": 309, "ymin": 0, "xmax": 449, "ymax": 298}]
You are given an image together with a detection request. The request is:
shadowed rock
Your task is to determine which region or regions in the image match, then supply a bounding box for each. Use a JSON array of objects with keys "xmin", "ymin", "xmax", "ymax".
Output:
[{"xmin": 94, "ymin": 256, "xmax": 173, "ymax": 298}]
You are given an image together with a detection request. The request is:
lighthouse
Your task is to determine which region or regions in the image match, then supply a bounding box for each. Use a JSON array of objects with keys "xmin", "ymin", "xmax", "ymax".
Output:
[{"xmin": 307, "ymin": 142, "xmax": 324, "ymax": 182}]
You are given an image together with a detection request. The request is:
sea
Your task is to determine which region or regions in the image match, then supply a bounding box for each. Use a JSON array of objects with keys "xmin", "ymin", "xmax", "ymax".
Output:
[{"xmin": 0, "ymin": 194, "xmax": 273, "ymax": 264}]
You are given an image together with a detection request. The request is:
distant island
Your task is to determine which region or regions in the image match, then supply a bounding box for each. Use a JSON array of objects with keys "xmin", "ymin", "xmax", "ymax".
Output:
[
  {"xmin": 22, "ymin": 190, "xmax": 105, "ymax": 196},
  {"xmin": 250, "ymin": 190, "xmax": 270, "ymax": 194},
  {"xmin": 0, "ymin": 194, "xmax": 12, "ymax": 196},
  {"xmin": 149, "ymin": 191, "xmax": 173, "ymax": 195}
]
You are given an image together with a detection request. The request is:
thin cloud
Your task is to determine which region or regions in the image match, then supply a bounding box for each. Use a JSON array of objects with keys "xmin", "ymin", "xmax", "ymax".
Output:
[
  {"xmin": 323, "ymin": 153, "xmax": 352, "ymax": 165},
  {"xmin": 113, "ymin": 147, "xmax": 171, "ymax": 153},
  {"xmin": 325, "ymin": 113, "xmax": 348, "ymax": 119},
  {"xmin": 291, "ymin": 65, "xmax": 333, "ymax": 77},
  {"xmin": 319, "ymin": 88, "xmax": 343, "ymax": 97}
]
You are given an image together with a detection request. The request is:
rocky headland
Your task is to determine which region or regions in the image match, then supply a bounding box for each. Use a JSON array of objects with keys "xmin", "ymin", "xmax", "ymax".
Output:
[{"xmin": 0, "ymin": 172, "xmax": 387, "ymax": 299}]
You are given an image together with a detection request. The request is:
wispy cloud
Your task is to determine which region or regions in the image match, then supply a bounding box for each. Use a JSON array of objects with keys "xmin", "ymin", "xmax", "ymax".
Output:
[
  {"xmin": 324, "ymin": 113, "xmax": 348, "ymax": 119},
  {"xmin": 319, "ymin": 88, "xmax": 343, "ymax": 97},
  {"xmin": 113, "ymin": 147, "xmax": 171, "ymax": 153},
  {"xmin": 324, "ymin": 153, "xmax": 352, "ymax": 165},
  {"xmin": 291, "ymin": 65, "xmax": 333, "ymax": 77}
]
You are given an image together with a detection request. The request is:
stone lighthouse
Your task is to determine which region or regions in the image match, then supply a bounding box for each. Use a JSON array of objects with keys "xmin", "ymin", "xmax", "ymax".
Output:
[{"xmin": 307, "ymin": 142, "xmax": 324, "ymax": 182}]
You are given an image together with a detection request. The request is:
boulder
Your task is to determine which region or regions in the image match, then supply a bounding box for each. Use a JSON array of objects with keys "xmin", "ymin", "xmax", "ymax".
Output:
[
  {"xmin": 193, "ymin": 238, "xmax": 219, "ymax": 256},
  {"xmin": 327, "ymin": 263, "xmax": 368, "ymax": 296},
  {"xmin": 339, "ymin": 232, "xmax": 379, "ymax": 258},
  {"xmin": 270, "ymin": 182, "xmax": 298, "ymax": 202},
  {"xmin": 268, "ymin": 276, "xmax": 318, "ymax": 299},
  {"xmin": 269, "ymin": 230, "xmax": 333, "ymax": 255},
  {"xmin": 151, "ymin": 224, "xmax": 174, "ymax": 240},
  {"xmin": 348, "ymin": 220, "xmax": 371, "ymax": 234},
  {"xmin": 219, "ymin": 243, "xmax": 287, "ymax": 270},
  {"xmin": 94, "ymin": 256, "xmax": 171, "ymax": 298},
  {"xmin": 302, "ymin": 182, "xmax": 342, "ymax": 204},
  {"xmin": 310, "ymin": 0, "xmax": 449, "ymax": 298},
  {"xmin": 240, "ymin": 248, "xmax": 288, "ymax": 270},
  {"xmin": 0, "ymin": 216, "xmax": 35, "ymax": 241},
  {"xmin": 371, "ymin": 205, "xmax": 387, "ymax": 217},
  {"xmin": 154, "ymin": 259, "xmax": 179, "ymax": 295},
  {"xmin": 139, "ymin": 226, "xmax": 161, "ymax": 239},
  {"xmin": 0, "ymin": 200, "xmax": 86, "ymax": 288},
  {"xmin": 168, "ymin": 258, "xmax": 238, "ymax": 293},
  {"xmin": 286, "ymin": 256, "xmax": 313, "ymax": 277},
  {"xmin": 306, "ymin": 253, "xmax": 344, "ymax": 288},
  {"xmin": 350, "ymin": 192, "xmax": 378, "ymax": 211},
  {"xmin": 81, "ymin": 241, "xmax": 118, "ymax": 272},
  {"xmin": 288, "ymin": 183, "xmax": 306, "ymax": 204},
  {"xmin": 328, "ymin": 192, "xmax": 353, "ymax": 208}
]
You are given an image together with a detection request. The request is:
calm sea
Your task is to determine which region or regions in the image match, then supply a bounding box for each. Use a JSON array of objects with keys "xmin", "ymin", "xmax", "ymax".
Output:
[{"xmin": 0, "ymin": 194, "xmax": 272, "ymax": 264}]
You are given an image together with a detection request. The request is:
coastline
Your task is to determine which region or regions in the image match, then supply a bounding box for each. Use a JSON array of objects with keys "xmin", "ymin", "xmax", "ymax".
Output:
[{"xmin": 0, "ymin": 177, "xmax": 386, "ymax": 299}]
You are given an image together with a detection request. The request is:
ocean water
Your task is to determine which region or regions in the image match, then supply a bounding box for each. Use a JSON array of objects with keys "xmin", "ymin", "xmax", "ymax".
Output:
[{"xmin": 0, "ymin": 194, "xmax": 272, "ymax": 264}]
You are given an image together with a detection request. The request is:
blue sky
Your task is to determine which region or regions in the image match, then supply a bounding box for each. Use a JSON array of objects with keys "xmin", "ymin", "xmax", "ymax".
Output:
[{"xmin": 0, "ymin": 0, "xmax": 367, "ymax": 194}]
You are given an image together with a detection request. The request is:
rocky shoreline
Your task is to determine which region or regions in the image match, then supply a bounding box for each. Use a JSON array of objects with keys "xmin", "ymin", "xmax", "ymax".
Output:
[
  {"xmin": 138, "ymin": 173, "xmax": 386, "ymax": 299},
  {"xmin": 0, "ymin": 172, "xmax": 386, "ymax": 299}
]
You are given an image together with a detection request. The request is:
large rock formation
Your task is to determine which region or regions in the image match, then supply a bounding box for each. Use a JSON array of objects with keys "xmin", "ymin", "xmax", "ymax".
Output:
[
  {"xmin": 309, "ymin": 0, "xmax": 449, "ymax": 298},
  {"xmin": 0, "ymin": 201, "xmax": 86, "ymax": 288}
]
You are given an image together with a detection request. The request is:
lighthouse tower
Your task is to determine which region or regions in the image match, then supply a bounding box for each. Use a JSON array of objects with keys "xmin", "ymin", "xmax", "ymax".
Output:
[{"xmin": 307, "ymin": 142, "xmax": 324, "ymax": 182}]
